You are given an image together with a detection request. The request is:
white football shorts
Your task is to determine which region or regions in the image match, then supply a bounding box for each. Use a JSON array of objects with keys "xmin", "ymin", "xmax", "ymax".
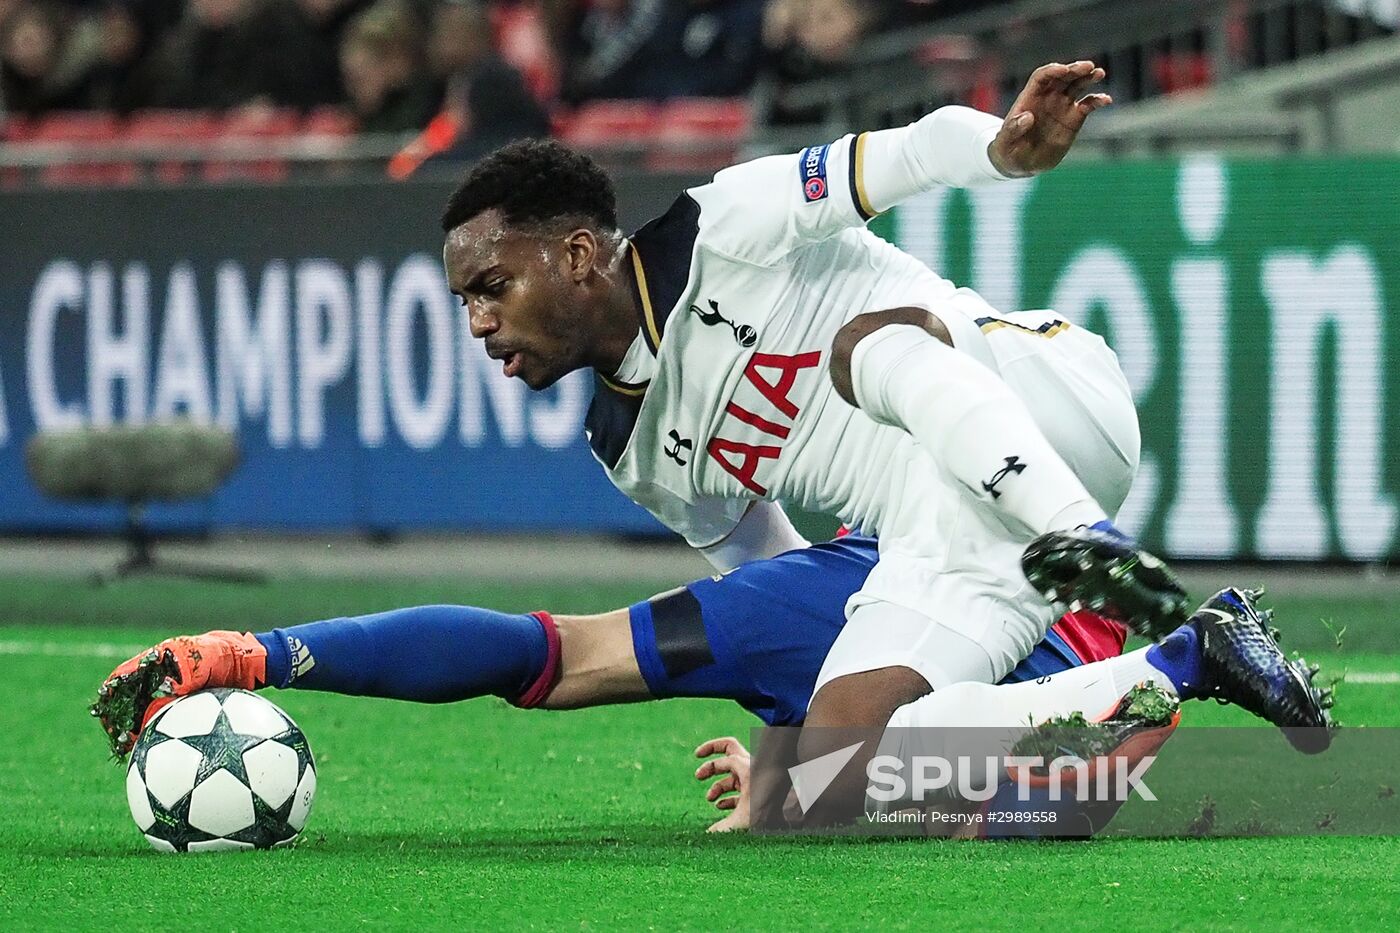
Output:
[{"xmin": 814, "ymin": 300, "xmax": 1141, "ymax": 694}]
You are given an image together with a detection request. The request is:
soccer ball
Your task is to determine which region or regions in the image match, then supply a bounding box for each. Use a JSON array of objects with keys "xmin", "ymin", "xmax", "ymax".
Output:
[{"xmin": 125, "ymin": 688, "xmax": 316, "ymax": 852}]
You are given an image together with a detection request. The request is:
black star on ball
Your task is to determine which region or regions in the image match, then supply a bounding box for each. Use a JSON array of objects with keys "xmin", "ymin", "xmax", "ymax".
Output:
[{"xmin": 181, "ymin": 708, "xmax": 265, "ymax": 786}]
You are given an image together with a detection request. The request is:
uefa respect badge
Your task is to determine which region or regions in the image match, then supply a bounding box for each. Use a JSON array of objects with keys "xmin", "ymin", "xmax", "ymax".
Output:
[{"xmin": 798, "ymin": 144, "xmax": 830, "ymax": 202}]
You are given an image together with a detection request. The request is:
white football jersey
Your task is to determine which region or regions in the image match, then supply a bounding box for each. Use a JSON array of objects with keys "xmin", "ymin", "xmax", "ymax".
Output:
[{"xmin": 584, "ymin": 133, "xmax": 1010, "ymax": 548}]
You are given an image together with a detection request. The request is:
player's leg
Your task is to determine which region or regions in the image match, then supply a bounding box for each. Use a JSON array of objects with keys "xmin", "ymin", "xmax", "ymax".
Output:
[
  {"xmin": 794, "ymin": 483, "xmax": 1094, "ymax": 822},
  {"xmin": 626, "ymin": 536, "xmax": 882, "ymax": 724},
  {"xmin": 92, "ymin": 604, "xmax": 650, "ymax": 755},
  {"xmin": 990, "ymin": 312, "xmax": 1193, "ymax": 636},
  {"xmin": 830, "ymin": 309, "xmax": 1110, "ymax": 538},
  {"xmin": 869, "ymin": 592, "xmax": 1280, "ymax": 834},
  {"xmin": 539, "ymin": 612, "xmax": 648, "ymax": 708},
  {"xmin": 683, "ymin": 542, "xmax": 1127, "ymax": 832},
  {"xmin": 794, "ymin": 598, "xmax": 1000, "ymax": 824},
  {"xmin": 91, "ymin": 534, "xmax": 887, "ymax": 754},
  {"xmin": 803, "ymin": 602, "xmax": 1131, "ymax": 731},
  {"xmin": 92, "ymin": 535, "xmax": 881, "ymax": 754},
  {"xmin": 881, "ymin": 587, "xmax": 1333, "ymax": 750},
  {"xmin": 794, "ymin": 591, "xmax": 1334, "ymax": 830},
  {"xmin": 829, "ymin": 308, "xmax": 1189, "ymax": 637},
  {"xmin": 938, "ymin": 684, "xmax": 1184, "ymax": 840},
  {"xmin": 255, "ymin": 606, "xmax": 570, "ymax": 706},
  {"xmin": 791, "ymin": 578, "xmax": 1334, "ymax": 825},
  {"xmin": 866, "ymin": 655, "xmax": 1184, "ymax": 837}
]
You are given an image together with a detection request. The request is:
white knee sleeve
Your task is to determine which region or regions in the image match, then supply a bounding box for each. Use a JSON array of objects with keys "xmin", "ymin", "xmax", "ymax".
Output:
[{"xmin": 849, "ymin": 324, "xmax": 1107, "ymax": 536}]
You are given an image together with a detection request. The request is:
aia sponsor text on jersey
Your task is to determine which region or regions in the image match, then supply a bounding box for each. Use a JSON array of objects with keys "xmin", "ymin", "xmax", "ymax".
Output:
[{"xmin": 706, "ymin": 350, "xmax": 823, "ymax": 495}]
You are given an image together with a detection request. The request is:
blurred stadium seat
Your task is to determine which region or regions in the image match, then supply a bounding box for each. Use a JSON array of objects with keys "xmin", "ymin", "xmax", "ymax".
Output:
[
  {"xmin": 1, "ymin": 116, "xmax": 34, "ymax": 142},
  {"xmin": 124, "ymin": 110, "xmax": 222, "ymax": 139},
  {"xmin": 647, "ymin": 98, "xmax": 752, "ymax": 171},
  {"xmin": 0, "ymin": 0, "xmax": 1394, "ymax": 187},
  {"xmin": 204, "ymin": 109, "xmax": 303, "ymax": 183},
  {"xmin": 556, "ymin": 100, "xmax": 660, "ymax": 153},
  {"xmin": 29, "ymin": 112, "xmax": 135, "ymax": 187},
  {"xmin": 28, "ymin": 112, "xmax": 121, "ymax": 142},
  {"xmin": 1153, "ymin": 53, "xmax": 1216, "ymax": 94},
  {"xmin": 124, "ymin": 111, "xmax": 222, "ymax": 184},
  {"xmin": 302, "ymin": 107, "xmax": 358, "ymax": 138}
]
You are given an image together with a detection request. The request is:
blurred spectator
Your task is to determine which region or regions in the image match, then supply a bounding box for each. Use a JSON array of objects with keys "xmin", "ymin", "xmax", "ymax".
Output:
[
  {"xmin": 276, "ymin": 0, "xmax": 372, "ymax": 109},
  {"xmin": 897, "ymin": 0, "xmax": 1003, "ymax": 26},
  {"xmin": 141, "ymin": 0, "xmax": 312, "ymax": 110},
  {"xmin": 550, "ymin": 0, "xmax": 765, "ymax": 104},
  {"xmin": 490, "ymin": 0, "xmax": 559, "ymax": 100},
  {"xmin": 339, "ymin": 0, "xmax": 438, "ymax": 133},
  {"xmin": 0, "ymin": 2, "xmax": 86, "ymax": 116},
  {"xmin": 760, "ymin": 0, "xmax": 888, "ymax": 124},
  {"xmin": 66, "ymin": 2, "xmax": 153, "ymax": 112},
  {"xmin": 428, "ymin": 0, "xmax": 549, "ymax": 159}
]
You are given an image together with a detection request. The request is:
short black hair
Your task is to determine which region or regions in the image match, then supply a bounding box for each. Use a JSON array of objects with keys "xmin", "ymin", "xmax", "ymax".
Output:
[{"xmin": 440, "ymin": 139, "xmax": 618, "ymax": 234}]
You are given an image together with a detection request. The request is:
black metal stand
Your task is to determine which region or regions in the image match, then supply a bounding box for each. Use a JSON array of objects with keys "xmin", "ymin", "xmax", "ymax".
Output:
[{"xmin": 92, "ymin": 503, "xmax": 266, "ymax": 586}]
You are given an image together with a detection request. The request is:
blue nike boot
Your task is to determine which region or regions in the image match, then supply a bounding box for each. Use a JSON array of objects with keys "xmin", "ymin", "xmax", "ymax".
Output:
[{"xmin": 1191, "ymin": 586, "xmax": 1335, "ymax": 753}]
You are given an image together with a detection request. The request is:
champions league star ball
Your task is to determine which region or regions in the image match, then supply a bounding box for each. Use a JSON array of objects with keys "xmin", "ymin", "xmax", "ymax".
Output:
[{"xmin": 125, "ymin": 688, "xmax": 316, "ymax": 852}]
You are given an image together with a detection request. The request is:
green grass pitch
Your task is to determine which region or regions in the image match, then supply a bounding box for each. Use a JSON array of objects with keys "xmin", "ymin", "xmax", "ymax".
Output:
[{"xmin": 3, "ymin": 574, "xmax": 1400, "ymax": 930}]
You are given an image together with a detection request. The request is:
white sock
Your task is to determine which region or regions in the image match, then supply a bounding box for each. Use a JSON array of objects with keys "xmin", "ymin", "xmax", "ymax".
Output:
[
  {"xmin": 849, "ymin": 324, "xmax": 1107, "ymax": 535},
  {"xmin": 888, "ymin": 647, "xmax": 1174, "ymax": 733},
  {"xmin": 870, "ymin": 650, "xmax": 1173, "ymax": 813}
]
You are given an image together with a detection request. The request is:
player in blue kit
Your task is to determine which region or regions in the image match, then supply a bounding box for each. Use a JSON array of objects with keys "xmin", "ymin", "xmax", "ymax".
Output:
[
  {"xmin": 93, "ymin": 534, "xmax": 1327, "ymax": 834},
  {"xmin": 92, "ymin": 535, "xmax": 1125, "ymax": 746}
]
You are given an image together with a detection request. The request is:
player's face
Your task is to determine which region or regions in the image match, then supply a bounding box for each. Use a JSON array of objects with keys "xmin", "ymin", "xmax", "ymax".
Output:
[{"xmin": 444, "ymin": 210, "xmax": 595, "ymax": 390}]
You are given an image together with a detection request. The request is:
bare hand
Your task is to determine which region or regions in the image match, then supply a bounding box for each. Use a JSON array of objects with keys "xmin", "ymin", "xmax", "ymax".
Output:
[
  {"xmin": 988, "ymin": 60, "xmax": 1111, "ymax": 178},
  {"xmin": 694, "ymin": 736, "xmax": 753, "ymax": 833}
]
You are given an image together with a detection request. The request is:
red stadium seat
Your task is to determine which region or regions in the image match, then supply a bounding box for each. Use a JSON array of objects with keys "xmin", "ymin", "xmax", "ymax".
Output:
[
  {"xmin": 656, "ymin": 97, "xmax": 750, "ymax": 137},
  {"xmin": 646, "ymin": 98, "xmax": 751, "ymax": 171},
  {"xmin": 0, "ymin": 116, "xmax": 33, "ymax": 186},
  {"xmin": 125, "ymin": 109, "xmax": 221, "ymax": 138},
  {"xmin": 1, "ymin": 115, "xmax": 34, "ymax": 142},
  {"xmin": 124, "ymin": 110, "xmax": 221, "ymax": 183},
  {"xmin": 558, "ymin": 100, "xmax": 660, "ymax": 152},
  {"xmin": 302, "ymin": 107, "xmax": 357, "ymax": 138},
  {"xmin": 0, "ymin": 116, "xmax": 30, "ymax": 188},
  {"xmin": 1153, "ymin": 53, "xmax": 1214, "ymax": 94},
  {"xmin": 204, "ymin": 108, "xmax": 302, "ymax": 183},
  {"xmin": 28, "ymin": 112, "xmax": 136, "ymax": 187},
  {"xmin": 29, "ymin": 111, "xmax": 122, "ymax": 142},
  {"xmin": 219, "ymin": 107, "xmax": 302, "ymax": 138}
]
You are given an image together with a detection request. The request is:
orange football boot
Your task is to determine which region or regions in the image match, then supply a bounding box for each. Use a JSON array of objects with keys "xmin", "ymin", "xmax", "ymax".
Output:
[{"xmin": 91, "ymin": 631, "xmax": 267, "ymax": 757}]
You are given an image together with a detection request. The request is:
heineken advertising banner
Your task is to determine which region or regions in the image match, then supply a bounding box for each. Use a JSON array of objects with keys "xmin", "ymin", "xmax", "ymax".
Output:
[
  {"xmin": 884, "ymin": 155, "xmax": 1397, "ymax": 561},
  {"xmin": 0, "ymin": 157, "xmax": 1395, "ymax": 559}
]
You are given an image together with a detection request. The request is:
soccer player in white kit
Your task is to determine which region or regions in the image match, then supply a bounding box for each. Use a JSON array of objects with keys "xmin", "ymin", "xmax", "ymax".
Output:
[
  {"xmin": 440, "ymin": 62, "xmax": 1332, "ymax": 822},
  {"xmin": 85, "ymin": 63, "xmax": 1331, "ymax": 837}
]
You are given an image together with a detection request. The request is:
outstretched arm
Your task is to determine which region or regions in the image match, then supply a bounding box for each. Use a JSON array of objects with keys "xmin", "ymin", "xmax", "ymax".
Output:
[
  {"xmin": 986, "ymin": 60, "xmax": 1112, "ymax": 178},
  {"xmin": 692, "ymin": 61, "xmax": 1111, "ymax": 265},
  {"xmin": 844, "ymin": 60, "xmax": 1112, "ymax": 211}
]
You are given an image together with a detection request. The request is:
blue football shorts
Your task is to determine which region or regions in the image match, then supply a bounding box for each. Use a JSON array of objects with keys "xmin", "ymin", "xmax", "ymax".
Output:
[{"xmin": 628, "ymin": 536, "xmax": 1101, "ymax": 726}]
